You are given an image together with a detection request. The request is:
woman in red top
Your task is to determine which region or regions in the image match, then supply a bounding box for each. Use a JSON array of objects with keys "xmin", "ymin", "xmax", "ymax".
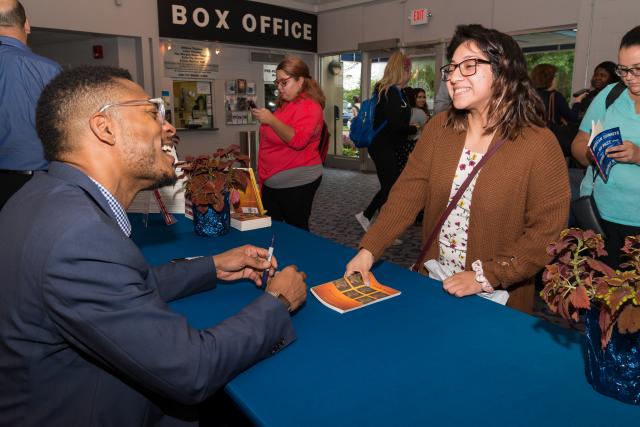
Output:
[{"xmin": 252, "ymin": 56, "xmax": 325, "ymax": 231}]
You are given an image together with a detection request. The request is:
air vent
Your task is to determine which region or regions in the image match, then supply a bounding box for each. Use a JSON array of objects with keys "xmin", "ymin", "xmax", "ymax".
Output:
[{"xmin": 251, "ymin": 52, "xmax": 286, "ymax": 63}]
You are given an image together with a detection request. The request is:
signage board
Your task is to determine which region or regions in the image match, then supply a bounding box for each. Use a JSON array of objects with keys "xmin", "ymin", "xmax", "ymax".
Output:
[{"xmin": 158, "ymin": 0, "xmax": 317, "ymax": 52}]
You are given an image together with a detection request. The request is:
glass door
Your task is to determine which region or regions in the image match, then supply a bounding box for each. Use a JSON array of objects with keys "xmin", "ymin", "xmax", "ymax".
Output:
[{"xmin": 320, "ymin": 53, "xmax": 363, "ymax": 166}]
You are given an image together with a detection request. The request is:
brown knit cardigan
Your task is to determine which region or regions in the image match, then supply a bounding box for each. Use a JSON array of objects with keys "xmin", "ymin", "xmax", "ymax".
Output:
[{"xmin": 360, "ymin": 112, "xmax": 571, "ymax": 314}]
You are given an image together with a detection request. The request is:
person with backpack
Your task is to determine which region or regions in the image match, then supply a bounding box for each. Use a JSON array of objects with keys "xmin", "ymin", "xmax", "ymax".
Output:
[
  {"xmin": 571, "ymin": 25, "xmax": 640, "ymax": 268},
  {"xmin": 251, "ymin": 56, "xmax": 325, "ymax": 231},
  {"xmin": 355, "ymin": 51, "xmax": 419, "ymax": 244},
  {"xmin": 346, "ymin": 24, "xmax": 570, "ymax": 315}
]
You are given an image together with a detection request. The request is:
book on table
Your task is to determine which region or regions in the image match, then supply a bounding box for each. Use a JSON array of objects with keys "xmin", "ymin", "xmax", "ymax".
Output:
[
  {"xmin": 230, "ymin": 212, "xmax": 271, "ymax": 231},
  {"xmin": 588, "ymin": 120, "xmax": 623, "ymax": 183},
  {"xmin": 311, "ymin": 272, "xmax": 400, "ymax": 314},
  {"xmin": 230, "ymin": 168, "xmax": 271, "ymax": 231}
]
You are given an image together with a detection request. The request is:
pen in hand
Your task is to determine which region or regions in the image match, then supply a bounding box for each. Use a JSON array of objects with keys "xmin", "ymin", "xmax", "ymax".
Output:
[{"xmin": 261, "ymin": 234, "xmax": 275, "ymax": 288}]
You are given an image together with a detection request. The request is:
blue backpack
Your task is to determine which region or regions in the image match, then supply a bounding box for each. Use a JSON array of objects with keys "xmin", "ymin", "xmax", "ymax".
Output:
[{"xmin": 349, "ymin": 91, "xmax": 387, "ymax": 148}]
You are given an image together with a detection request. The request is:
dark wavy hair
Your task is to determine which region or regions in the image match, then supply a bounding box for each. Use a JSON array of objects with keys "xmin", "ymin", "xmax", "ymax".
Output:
[
  {"xmin": 530, "ymin": 63, "xmax": 557, "ymax": 89},
  {"xmin": 445, "ymin": 24, "xmax": 545, "ymax": 140},
  {"xmin": 36, "ymin": 66, "xmax": 132, "ymax": 161},
  {"xmin": 0, "ymin": 0, "xmax": 26, "ymax": 27},
  {"xmin": 620, "ymin": 25, "xmax": 640, "ymax": 49},
  {"xmin": 276, "ymin": 55, "xmax": 325, "ymax": 109}
]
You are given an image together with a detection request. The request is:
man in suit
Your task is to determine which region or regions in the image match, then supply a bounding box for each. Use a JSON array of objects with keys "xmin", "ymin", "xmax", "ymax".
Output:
[{"xmin": 0, "ymin": 66, "xmax": 307, "ymax": 426}]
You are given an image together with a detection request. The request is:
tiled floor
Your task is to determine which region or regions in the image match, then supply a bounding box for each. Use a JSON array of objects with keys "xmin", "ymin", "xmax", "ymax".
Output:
[{"xmin": 309, "ymin": 167, "xmax": 423, "ymax": 268}]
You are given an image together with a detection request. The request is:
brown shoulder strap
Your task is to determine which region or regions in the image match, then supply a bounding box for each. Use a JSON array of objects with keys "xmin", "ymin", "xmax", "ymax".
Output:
[{"xmin": 411, "ymin": 138, "xmax": 508, "ymax": 272}]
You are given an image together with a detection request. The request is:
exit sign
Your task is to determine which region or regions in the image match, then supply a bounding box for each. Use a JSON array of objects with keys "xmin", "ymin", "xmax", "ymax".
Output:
[{"xmin": 409, "ymin": 8, "xmax": 431, "ymax": 26}]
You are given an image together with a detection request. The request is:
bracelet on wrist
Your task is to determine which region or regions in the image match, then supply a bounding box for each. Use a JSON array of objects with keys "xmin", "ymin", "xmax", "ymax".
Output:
[{"xmin": 471, "ymin": 260, "xmax": 493, "ymax": 294}]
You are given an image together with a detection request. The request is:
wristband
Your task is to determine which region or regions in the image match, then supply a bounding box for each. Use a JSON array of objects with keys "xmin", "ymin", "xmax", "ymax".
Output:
[{"xmin": 471, "ymin": 260, "xmax": 493, "ymax": 294}]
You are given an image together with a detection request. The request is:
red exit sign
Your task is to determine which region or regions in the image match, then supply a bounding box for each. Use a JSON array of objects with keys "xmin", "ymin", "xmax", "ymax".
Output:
[{"xmin": 409, "ymin": 8, "xmax": 431, "ymax": 26}]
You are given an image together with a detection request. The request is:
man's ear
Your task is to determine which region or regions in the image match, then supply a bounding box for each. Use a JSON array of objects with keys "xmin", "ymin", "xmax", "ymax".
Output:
[
  {"xmin": 89, "ymin": 113, "xmax": 117, "ymax": 146},
  {"xmin": 24, "ymin": 18, "xmax": 31, "ymax": 35}
]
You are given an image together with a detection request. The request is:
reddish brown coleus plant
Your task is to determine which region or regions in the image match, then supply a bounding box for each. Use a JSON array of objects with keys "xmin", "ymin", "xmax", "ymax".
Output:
[
  {"xmin": 541, "ymin": 229, "xmax": 640, "ymax": 349},
  {"xmin": 180, "ymin": 145, "xmax": 250, "ymax": 213}
]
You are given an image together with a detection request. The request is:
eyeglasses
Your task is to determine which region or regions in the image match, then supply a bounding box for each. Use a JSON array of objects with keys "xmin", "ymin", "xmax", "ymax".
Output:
[
  {"xmin": 615, "ymin": 65, "xmax": 640, "ymax": 78},
  {"xmin": 98, "ymin": 98, "xmax": 166, "ymax": 124},
  {"xmin": 440, "ymin": 58, "xmax": 491, "ymax": 82},
  {"xmin": 274, "ymin": 76, "xmax": 292, "ymax": 88}
]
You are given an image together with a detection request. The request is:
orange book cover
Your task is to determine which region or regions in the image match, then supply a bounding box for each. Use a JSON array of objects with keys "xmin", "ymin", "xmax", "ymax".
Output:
[
  {"xmin": 311, "ymin": 272, "xmax": 400, "ymax": 314},
  {"xmin": 233, "ymin": 168, "xmax": 265, "ymax": 215}
]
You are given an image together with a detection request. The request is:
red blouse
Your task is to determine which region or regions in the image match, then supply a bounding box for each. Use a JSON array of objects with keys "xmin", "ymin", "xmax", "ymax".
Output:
[{"xmin": 258, "ymin": 95, "xmax": 323, "ymax": 185}]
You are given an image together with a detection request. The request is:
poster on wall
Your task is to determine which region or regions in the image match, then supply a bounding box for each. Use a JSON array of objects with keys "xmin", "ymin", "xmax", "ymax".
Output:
[
  {"xmin": 225, "ymin": 79, "xmax": 257, "ymax": 125},
  {"xmin": 163, "ymin": 42, "xmax": 218, "ymax": 79},
  {"xmin": 172, "ymin": 80, "xmax": 214, "ymax": 129}
]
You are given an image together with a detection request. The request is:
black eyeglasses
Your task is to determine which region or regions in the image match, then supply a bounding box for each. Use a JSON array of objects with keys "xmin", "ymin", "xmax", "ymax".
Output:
[
  {"xmin": 440, "ymin": 58, "xmax": 491, "ymax": 82},
  {"xmin": 615, "ymin": 64, "xmax": 640, "ymax": 78}
]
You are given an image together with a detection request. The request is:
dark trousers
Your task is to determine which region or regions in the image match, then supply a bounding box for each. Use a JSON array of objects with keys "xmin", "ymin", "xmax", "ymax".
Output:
[
  {"xmin": 363, "ymin": 144, "xmax": 400, "ymax": 220},
  {"xmin": 0, "ymin": 171, "xmax": 33, "ymax": 212},
  {"xmin": 262, "ymin": 176, "xmax": 322, "ymax": 231},
  {"xmin": 601, "ymin": 219, "xmax": 640, "ymax": 269}
]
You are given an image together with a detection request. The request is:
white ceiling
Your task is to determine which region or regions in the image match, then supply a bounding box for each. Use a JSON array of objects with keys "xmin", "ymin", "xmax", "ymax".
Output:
[{"xmin": 252, "ymin": 0, "xmax": 377, "ymax": 13}]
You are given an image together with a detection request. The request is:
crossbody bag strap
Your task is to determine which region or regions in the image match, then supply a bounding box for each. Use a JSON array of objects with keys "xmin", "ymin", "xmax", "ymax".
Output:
[
  {"xmin": 547, "ymin": 91, "xmax": 556, "ymax": 124},
  {"xmin": 411, "ymin": 138, "xmax": 508, "ymax": 272}
]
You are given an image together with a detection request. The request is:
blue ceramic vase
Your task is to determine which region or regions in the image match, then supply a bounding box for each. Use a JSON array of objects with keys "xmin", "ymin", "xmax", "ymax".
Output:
[
  {"xmin": 584, "ymin": 307, "xmax": 640, "ymax": 405},
  {"xmin": 192, "ymin": 193, "xmax": 231, "ymax": 237}
]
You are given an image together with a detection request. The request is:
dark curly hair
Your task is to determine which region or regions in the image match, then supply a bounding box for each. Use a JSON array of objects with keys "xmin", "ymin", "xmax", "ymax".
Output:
[
  {"xmin": 36, "ymin": 66, "xmax": 132, "ymax": 161},
  {"xmin": 445, "ymin": 24, "xmax": 546, "ymax": 140}
]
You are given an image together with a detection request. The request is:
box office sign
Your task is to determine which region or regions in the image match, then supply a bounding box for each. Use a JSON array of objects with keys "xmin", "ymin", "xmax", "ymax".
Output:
[{"xmin": 157, "ymin": 0, "xmax": 317, "ymax": 52}]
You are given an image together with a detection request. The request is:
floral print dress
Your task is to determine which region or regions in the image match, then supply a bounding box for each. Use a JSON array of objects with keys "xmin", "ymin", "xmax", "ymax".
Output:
[{"xmin": 438, "ymin": 148, "xmax": 484, "ymax": 272}]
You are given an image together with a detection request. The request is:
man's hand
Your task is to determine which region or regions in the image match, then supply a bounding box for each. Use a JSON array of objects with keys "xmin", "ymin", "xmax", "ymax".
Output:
[
  {"xmin": 442, "ymin": 271, "xmax": 482, "ymax": 297},
  {"xmin": 212, "ymin": 245, "xmax": 278, "ymax": 286},
  {"xmin": 606, "ymin": 140, "xmax": 640, "ymax": 164},
  {"xmin": 266, "ymin": 266, "xmax": 307, "ymax": 312}
]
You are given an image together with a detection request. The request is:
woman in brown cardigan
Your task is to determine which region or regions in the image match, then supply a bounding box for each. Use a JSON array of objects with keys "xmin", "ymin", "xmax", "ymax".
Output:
[{"xmin": 346, "ymin": 24, "xmax": 570, "ymax": 314}]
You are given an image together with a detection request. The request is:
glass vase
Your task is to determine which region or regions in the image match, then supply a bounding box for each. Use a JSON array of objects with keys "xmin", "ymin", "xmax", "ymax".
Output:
[
  {"xmin": 584, "ymin": 307, "xmax": 640, "ymax": 405},
  {"xmin": 192, "ymin": 193, "xmax": 231, "ymax": 237}
]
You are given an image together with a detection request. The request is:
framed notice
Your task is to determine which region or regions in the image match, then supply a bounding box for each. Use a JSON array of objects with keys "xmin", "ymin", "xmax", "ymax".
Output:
[
  {"xmin": 225, "ymin": 79, "xmax": 257, "ymax": 125},
  {"xmin": 172, "ymin": 80, "xmax": 214, "ymax": 130}
]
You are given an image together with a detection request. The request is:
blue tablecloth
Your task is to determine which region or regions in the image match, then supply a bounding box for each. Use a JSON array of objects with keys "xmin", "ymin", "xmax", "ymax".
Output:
[{"xmin": 132, "ymin": 214, "xmax": 639, "ymax": 426}]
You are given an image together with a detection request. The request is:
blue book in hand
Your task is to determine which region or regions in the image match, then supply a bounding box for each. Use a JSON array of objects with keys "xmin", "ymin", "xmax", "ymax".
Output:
[{"xmin": 588, "ymin": 120, "xmax": 623, "ymax": 183}]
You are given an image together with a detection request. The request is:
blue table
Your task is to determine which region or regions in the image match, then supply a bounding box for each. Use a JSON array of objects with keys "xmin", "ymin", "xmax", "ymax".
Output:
[{"xmin": 132, "ymin": 214, "xmax": 639, "ymax": 426}]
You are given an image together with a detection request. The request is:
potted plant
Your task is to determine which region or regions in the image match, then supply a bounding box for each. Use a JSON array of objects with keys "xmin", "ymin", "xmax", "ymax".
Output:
[
  {"xmin": 540, "ymin": 228, "xmax": 640, "ymax": 404},
  {"xmin": 180, "ymin": 145, "xmax": 250, "ymax": 237}
]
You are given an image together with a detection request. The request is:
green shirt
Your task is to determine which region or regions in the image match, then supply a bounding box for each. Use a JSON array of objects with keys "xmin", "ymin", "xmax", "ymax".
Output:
[{"xmin": 579, "ymin": 83, "xmax": 640, "ymax": 226}]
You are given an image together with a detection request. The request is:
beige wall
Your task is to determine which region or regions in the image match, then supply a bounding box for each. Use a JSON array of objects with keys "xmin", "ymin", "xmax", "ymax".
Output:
[
  {"xmin": 318, "ymin": 0, "xmax": 640, "ymax": 95},
  {"xmin": 317, "ymin": 0, "xmax": 582, "ymax": 54},
  {"xmin": 19, "ymin": 0, "xmax": 640, "ymax": 154},
  {"xmin": 21, "ymin": 0, "xmax": 315, "ymax": 158}
]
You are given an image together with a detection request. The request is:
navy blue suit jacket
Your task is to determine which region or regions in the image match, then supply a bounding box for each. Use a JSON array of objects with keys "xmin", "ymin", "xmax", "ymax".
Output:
[{"xmin": 0, "ymin": 162, "xmax": 295, "ymax": 426}]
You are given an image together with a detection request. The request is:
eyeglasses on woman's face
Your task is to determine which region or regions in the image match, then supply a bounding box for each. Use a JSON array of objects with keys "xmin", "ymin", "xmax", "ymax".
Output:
[
  {"xmin": 615, "ymin": 64, "xmax": 640, "ymax": 78},
  {"xmin": 440, "ymin": 58, "xmax": 491, "ymax": 82},
  {"xmin": 274, "ymin": 76, "xmax": 292, "ymax": 88}
]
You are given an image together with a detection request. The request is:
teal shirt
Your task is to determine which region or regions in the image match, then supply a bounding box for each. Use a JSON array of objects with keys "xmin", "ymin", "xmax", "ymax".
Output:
[{"xmin": 579, "ymin": 83, "xmax": 640, "ymax": 226}]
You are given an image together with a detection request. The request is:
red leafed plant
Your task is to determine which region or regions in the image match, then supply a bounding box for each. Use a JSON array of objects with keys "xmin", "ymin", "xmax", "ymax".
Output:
[
  {"xmin": 180, "ymin": 145, "xmax": 250, "ymax": 213},
  {"xmin": 541, "ymin": 228, "xmax": 640, "ymax": 349}
]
